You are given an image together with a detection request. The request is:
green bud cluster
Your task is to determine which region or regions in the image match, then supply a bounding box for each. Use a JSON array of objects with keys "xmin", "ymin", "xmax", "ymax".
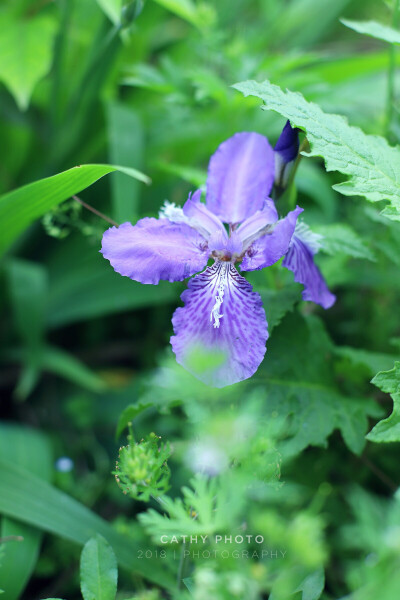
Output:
[{"xmin": 114, "ymin": 431, "xmax": 171, "ymax": 502}]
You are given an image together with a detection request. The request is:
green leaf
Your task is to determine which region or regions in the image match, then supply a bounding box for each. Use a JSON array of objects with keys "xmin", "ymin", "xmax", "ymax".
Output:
[
  {"xmin": 0, "ymin": 461, "xmax": 174, "ymax": 590},
  {"xmin": 6, "ymin": 344, "xmax": 106, "ymax": 393},
  {"xmin": 256, "ymin": 314, "xmax": 380, "ymax": 456},
  {"xmin": 140, "ymin": 474, "xmax": 244, "ymax": 539},
  {"xmin": 258, "ymin": 284, "xmax": 302, "ymax": 333},
  {"xmin": 80, "ymin": 535, "xmax": 118, "ymax": 600},
  {"xmin": 315, "ymin": 224, "xmax": 376, "ymax": 261},
  {"xmin": 269, "ymin": 0, "xmax": 352, "ymax": 49},
  {"xmin": 183, "ymin": 578, "xmax": 195, "ymax": 593},
  {"xmin": 0, "ymin": 13, "xmax": 57, "ymax": 110},
  {"xmin": 154, "ymin": 161, "xmax": 206, "ymax": 188},
  {"xmin": 6, "ymin": 260, "xmax": 47, "ymax": 356},
  {"xmin": 233, "ymin": 79, "xmax": 400, "ymax": 220},
  {"xmin": 106, "ymin": 102, "xmax": 144, "ymax": 222},
  {"xmin": 367, "ymin": 362, "xmax": 400, "ymax": 442},
  {"xmin": 40, "ymin": 345, "xmax": 106, "ymax": 393},
  {"xmin": 341, "ymin": 18, "xmax": 400, "ymax": 45},
  {"xmin": 116, "ymin": 401, "xmax": 154, "ymax": 439},
  {"xmin": 46, "ymin": 236, "xmax": 179, "ymax": 327},
  {"xmin": 0, "ymin": 164, "xmax": 150, "ymax": 256},
  {"xmin": 96, "ymin": 0, "xmax": 123, "ymax": 25},
  {"xmin": 334, "ymin": 346, "xmax": 398, "ymax": 377},
  {"xmin": 0, "ymin": 424, "xmax": 52, "ymax": 600},
  {"xmin": 5, "ymin": 259, "xmax": 47, "ymax": 398},
  {"xmin": 152, "ymin": 0, "xmax": 215, "ymax": 29},
  {"xmin": 6, "ymin": 259, "xmax": 48, "ymax": 399},
  {"xmin": 295, "ymin": 567, "xmax": 325, "ymax": 600}
]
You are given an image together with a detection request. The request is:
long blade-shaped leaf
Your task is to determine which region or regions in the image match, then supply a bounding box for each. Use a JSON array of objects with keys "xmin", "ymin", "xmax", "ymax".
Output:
[
  {"xmin": 0, "ymin": 164, "xmax": 150, "ymax": 255},
  {"xmin": 0, "ymin": 461, "xmax": 173, "ymax": 590},
  {"xmin": 0, "ymin": 425, "xmax": 52, "ymax": 600}
]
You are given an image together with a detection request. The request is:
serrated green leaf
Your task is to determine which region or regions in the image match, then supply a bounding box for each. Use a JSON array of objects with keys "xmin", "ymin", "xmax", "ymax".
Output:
[
  {"xmin": 80, "ymin": 535, "xmax": 118, "ymax": 600},
  {"xmin": 334, "ymin": 346, "xmax": 398, "ymax": 377},
  {"xmin": 0, "ymin": 164, "xmax": 150, "ymax": 256},
  {"xmin": 367, "ymin": 362, "xmax": 400, "ymax": 442},
  {"xmin": 140, "ymin": 474, "xmax": 244, "ymax": 540},
  {"xmin": 233, "ymin": 79, "xmax": 400, "ymax": 220},
  {"xmin": 315, "ymin": 224, "xmax": 375, "ymax": 261},
  {"xmin": 341, "ymin": 18, "xmax": 400, "ymax": 45},
  {"xmin": 256, "ymin": 314, "xmax": 380, "ymax": 456},
  {"xmin": 0, "ymin": 13, "xmax": 57, "ymax": 110}
]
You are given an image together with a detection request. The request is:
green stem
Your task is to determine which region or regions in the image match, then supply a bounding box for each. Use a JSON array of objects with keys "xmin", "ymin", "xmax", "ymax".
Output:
[
  {"xmin": 385, "ymin": 0, "xmax": 400, "ymax": 138},
  {"xmin": 273, "ymin": 137, "xmax": 310, "ymax": 212},
  {"xmin": 177, "ymin": 540, "xmax": 188, "ymax": 590}
]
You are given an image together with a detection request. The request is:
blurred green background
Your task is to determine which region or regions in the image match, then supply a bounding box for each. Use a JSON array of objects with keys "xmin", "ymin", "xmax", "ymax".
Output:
[{"xmin": 1, "ymin": 0, "xmax": 400, "ymax": 599}]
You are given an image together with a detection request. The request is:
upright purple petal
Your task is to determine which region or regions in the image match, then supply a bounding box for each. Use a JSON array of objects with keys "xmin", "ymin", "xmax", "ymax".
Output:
[
  {"xmin": 282, "ymin": 236, "xmax": 336, "ymax": 309},
  {"xmin": 171, "ymin": 261, "xmax": 268, "ymax": 387},
  {"xmin": 101, "ymin": 218, "xmax": 209, "ymax": 285},
  {"xmin": 183, "ymin": 190, "xmax": 227, "ymax": 240},
  {"xmin": 237, "ymin": 199, "xmax": 278, "ymax": 249},
  {"xmin": 241, "ymin": 206, "xmax": 303, "ymax": 271},
  {"xmin": 206, "ymin": 132, "xmax": 275, "ymax": 224}
]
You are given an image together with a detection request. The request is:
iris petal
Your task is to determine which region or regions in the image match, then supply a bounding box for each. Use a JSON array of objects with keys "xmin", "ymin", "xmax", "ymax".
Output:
[
  {"xmin": 241, "ymin": 206, "xmax": 303, "ymax": 271},
  {"xmin": 206, "ymin": 132, "xmax": 275, "ymax": 224},
  {"xmin": 101, "ymin": 218, "xmax": 209, "ymax": 285},
  {"xmin": 183, "ymin": 190, "xmax": 228, "ymax": 240},
  {"xmin": 171, "ymin": 261, "xmax": 268, "ymax": 387},
  {"xmin": 237, "ymin": 199, "xmax": 278, "ymax": 249},
  {"xmin": 282, "ymin": 235, "xmax": 336, "ymax": 309}
]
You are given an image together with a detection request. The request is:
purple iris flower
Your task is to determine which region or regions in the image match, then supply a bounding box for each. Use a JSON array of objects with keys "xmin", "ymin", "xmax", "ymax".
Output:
[{"xmin": 101, "ymin": 127, "xmax": 334, "ymax": 388}]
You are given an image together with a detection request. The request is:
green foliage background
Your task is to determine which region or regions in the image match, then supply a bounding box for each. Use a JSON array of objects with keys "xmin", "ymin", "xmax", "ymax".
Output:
[{"xmin": 0, "ymin": 0, "xmax": 399, "ymax": 599}]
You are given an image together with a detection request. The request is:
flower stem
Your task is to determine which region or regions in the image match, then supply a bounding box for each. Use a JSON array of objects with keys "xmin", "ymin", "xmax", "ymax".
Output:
[
  {"xmin": 384, "ymin": 0, "xmax": 400, "ymax": 139},
  {"xmin": 177, "ymin": 539, "xmax": 188, "ymax": 590},
  {"xmin": 73, "ymin": 196, "xmax": 119, "ymax": 228},
  {"xmin": 274, "ymin": 137, "xmax": 310, "ymax": 212}
]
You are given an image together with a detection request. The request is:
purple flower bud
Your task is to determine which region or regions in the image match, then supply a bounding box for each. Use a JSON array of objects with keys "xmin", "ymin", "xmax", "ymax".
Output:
[{"xmin": 274, "ymin": 120, "xmax": 300, "ymax": 189}]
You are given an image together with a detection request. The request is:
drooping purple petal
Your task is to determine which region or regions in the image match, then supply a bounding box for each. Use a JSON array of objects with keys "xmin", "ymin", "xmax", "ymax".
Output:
[
  {"xmin": 282, "ymin": 235, "xmax": 336, "ymax": 309},
  {"xmin": 101, "ymin": 218, "xmax": 209, "ymax": 285},
  {"xmin": 171, "ymin": 261, "xmax": 268, "ymax": 387},
  {"xmin": 183, "ymin": 190, "xmax": 227, "ymax": 240},
  {"xmin": 206, "ymin": 132, "xmax": 275, "ymax": 224},
  {"xmin": 241, "ymin": 206, "xmax": 303, "ymax": 271},
  {"xmin": 237, "ymin": 199, "xmax": 278, "ymax": 249}
]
